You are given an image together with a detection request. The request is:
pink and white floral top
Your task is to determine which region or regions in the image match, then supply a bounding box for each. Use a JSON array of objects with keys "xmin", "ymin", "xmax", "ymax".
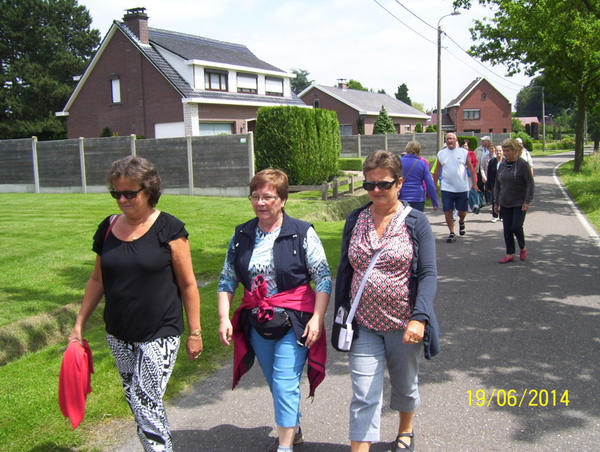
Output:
[{"xmin": 348, "ymin": 206, "xmax": 413, "ymax": 331}]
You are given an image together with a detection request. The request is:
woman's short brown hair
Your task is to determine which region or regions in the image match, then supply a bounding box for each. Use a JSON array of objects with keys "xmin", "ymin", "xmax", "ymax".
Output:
[
  {"xmin": 501, "ymin": 138, "xmax": 519, "ymax": 154},
  {"xmin": 363, "ymin": 150, "xmax": 403, "ymax": 180},
  {"xmin": 405, "ymin": 141, "xmax": 421, "ymax": 156},
  {"xmin": 106, "ymin": 156, "xmax": 162, "ymax": 207},
  {"xmin": 249, "ymin": 168, "xmax": 289, "ymax": 201}
]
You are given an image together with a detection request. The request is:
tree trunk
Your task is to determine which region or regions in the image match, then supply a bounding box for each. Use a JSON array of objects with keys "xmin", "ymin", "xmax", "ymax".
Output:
[{"xmin": 574, "ymin": 87, "xmax": 586, "ymax": 172}]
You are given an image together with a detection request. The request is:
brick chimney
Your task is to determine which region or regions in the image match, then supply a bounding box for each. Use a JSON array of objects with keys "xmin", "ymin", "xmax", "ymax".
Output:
[
  {"xmin": 123, "ymin": 7, "xmax": 149, "ymax": 44},
  {"xmin": 337, "ymin": 78, "xmax": 348, "ymax": 90}
]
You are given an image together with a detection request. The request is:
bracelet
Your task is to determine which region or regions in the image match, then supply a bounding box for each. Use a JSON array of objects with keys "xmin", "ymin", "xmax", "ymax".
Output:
[{"xmin": 188, "ymin": 334, "xmax": 203, "ymax": 340}]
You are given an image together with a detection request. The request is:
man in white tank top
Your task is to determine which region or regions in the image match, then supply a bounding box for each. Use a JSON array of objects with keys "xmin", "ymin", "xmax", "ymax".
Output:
[{"xmin": 433, "ymin": 133, "xmax": 478, "ymax": 243}]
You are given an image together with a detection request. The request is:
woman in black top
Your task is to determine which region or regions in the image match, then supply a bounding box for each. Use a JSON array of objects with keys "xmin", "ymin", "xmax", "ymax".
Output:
[
  {"xmin": 494, "ymin": 139, "xmax": 535, "ymax": 264},
  {"xmin": 68, "ymin": 156, "xmax": 202, "ymax": 452}
]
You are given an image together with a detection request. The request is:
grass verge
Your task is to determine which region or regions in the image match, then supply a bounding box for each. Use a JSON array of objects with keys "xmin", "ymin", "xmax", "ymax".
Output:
[
  {"xmin": 0, "ymin": 191, "xmax": 361, "ymax": 452},
  {"xmin": 556, "ymin": 151, "xmax": 600, "ymax": 233}
]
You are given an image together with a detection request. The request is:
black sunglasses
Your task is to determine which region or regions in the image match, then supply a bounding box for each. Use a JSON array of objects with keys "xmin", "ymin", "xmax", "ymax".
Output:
[
  {"xmin": 110, "ymin": 188, "xmax": 143, "ymax": 200},
  {"xmin": 363, "ymin": 178, "xmax": 398, "ymax": 191}
]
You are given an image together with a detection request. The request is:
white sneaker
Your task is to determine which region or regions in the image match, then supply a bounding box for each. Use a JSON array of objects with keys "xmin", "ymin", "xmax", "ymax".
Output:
[{"xmin": 491, "ymin": 217, "xmax": 498, "ymax": 223}]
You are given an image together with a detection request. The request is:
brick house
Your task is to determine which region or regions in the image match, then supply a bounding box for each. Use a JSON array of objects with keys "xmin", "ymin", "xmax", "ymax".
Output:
[
  {"xmin": 56, "ymin": 8, "xmax": 305, "ymax": 139},
  {"xmin": 298, "ymin": 82, "xmax": 429, "ymax": 135},
  {"xmin": 443, "ymin": 77, "xmax": 512, "ymax": 134}
]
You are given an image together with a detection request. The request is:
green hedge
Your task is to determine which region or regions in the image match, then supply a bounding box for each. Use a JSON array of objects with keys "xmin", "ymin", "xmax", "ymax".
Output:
[
  {"xmin": 339, "ymin": 158, "xmax": 364, "ymax": 171},
  {"xmin": 255, "ymin": 106, "xmax": 340, "ymax": 185}
]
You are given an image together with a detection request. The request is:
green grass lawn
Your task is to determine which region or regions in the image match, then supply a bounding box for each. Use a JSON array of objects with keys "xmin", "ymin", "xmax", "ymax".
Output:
[{"xmin": 0, "ymin": 191, "xmax": 361, "ymax": 452}]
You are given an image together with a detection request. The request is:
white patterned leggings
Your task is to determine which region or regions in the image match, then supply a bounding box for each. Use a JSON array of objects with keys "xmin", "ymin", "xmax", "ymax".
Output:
[{"xmin": 107, "ymin": 334, "xmax": 180, "ymax": 452}]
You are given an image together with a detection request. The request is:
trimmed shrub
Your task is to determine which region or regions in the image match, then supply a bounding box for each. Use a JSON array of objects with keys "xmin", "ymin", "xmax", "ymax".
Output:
[
  {"xmin": 415, "ymin": 123, "xmax": 423, "ymax": 133},
  {"xmin": 255, "ymin": 106, "xmax": 340, "ymax": 185},
  {"xmin": 339, "ymin": 158, "xmax": 364, "ymax": 171},
  {"xmin": 511, "ymin": 132, "xmax": 534, "ymax": 152}
]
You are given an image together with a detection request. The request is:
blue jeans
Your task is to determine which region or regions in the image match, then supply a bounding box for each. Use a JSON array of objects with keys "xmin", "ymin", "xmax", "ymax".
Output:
[
  {"xmin": 249, "ymin": 327, "xmax": 308, "ymax": 428},
  {"xmin": 348, "ymin": 326, "xmax": 421, "ymax": 442}
]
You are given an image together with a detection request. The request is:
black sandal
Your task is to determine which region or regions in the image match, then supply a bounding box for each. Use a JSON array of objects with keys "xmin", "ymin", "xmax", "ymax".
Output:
[{"xmin": 394, "ymin": 431, "xmax": 414, "ymax": 451}]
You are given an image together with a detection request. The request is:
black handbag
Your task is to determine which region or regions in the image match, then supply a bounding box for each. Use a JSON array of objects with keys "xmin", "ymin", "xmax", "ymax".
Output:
[{"xmin": 249, "ymin": 307, "xmax": 291, "ymax": 340}]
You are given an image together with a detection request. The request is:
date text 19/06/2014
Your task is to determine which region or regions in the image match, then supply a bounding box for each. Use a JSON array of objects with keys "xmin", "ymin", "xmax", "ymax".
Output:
[{"xmin": 467, "ymin": 389, "xmax": 569, "ymax": 407}]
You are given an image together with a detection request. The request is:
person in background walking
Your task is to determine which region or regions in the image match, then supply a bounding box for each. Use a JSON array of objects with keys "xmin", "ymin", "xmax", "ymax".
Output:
[
  {"xmin": 335, "ymin": 150, "xmax": 439, "ymax": 452},
  {"xmin": 68, "ymin": 156, "xmax": 202, "ymax": 452},
  {"xmin": 433, "ymin": 133, "xmax": 478, "ymax": 243},
  {"xmin": 480, "ymin": 142, "xmax": 495, "ymax": 204},
  {"xmin": 399, "ymin": 141, "xmax": 439, "ymax": 212},
  {"xmin": 516, "ymin": 137, "xmax": 534, "ymax": 176},
  {"xmin": 486, "ymin": 146, "xmax": 501, "ymax": 222},
  {"xmin": 494, "ymin": 139, "xmax": 535, "ymax": 263},
  {"xmin": 474, "ymin": 136, "xmax": 491, "ymax": 195}
]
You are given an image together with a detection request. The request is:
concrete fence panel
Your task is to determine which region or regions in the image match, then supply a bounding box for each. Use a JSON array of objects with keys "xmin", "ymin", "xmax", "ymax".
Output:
[
  {"xmin": 136, "ymin": 138, "xmax": 189, "ymax": 190},
  {"xmin": 0, "ymin": 139, "xmax": 34, "ymax": 191},
  {"xmin": 37, "ymin": 139, "xmax": 81, "ymax": 191}
]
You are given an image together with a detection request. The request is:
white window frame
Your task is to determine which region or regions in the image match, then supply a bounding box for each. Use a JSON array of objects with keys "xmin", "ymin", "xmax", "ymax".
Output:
[
  {"xmin": 111, "ymin": 77, "xmax": 121, "ymax": 103},
  {"xmin": 339, "ymin": 124, "xmax": 353, "ymax": 136},
  {"xmin": 265, "ymin": 77, "xmax": 283, "ymax": 96},
  {"xmin": 237, "ymin": 73, "xmax": 258, "ymax": 94}
]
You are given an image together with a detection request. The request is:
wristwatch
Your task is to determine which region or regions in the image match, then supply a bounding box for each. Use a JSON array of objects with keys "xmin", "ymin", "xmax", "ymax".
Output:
[{"xmin": 190, "ymin": 329, "xmax": 202, "ymax": 336}]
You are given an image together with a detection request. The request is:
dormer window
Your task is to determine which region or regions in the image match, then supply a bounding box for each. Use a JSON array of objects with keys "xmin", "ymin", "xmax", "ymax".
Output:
[
  {"xmin": 265, "ymin": 77, "xmax": 283, "ymax": 96},
  {"xmin": 205, "ymin": 70, "xmax": 228, "ymax": 91},
  {"xmin": 237, "ymin": 73, "xmax": 257, "ymax": 94}
]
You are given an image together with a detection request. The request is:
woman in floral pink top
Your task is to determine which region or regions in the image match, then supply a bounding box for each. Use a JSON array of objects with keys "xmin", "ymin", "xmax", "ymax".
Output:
[{"xmin": 335, "ymin": 150, "xmax": 439, "ymax": 452}]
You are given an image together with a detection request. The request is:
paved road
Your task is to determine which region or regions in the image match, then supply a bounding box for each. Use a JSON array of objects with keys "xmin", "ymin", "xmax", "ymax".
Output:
[{"xmin": 106, "ymin": 152, "xmax": 600, "ymax": 452}]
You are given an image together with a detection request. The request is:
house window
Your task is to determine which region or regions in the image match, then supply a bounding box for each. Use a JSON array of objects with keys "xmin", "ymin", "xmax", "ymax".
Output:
[
  {"xmin": 405, "ymin": 125, "xmax": 411, "ymax": 133},
  {"xmin": 111, "ymin": 76, "xmax": 121, "ymax": 103},
  {"xmin": 199, "ymin": 122, "xmax": 233, "ymax": 136},
  {"xmin": 265, "ymin": 77, "xmax": 283, "ymax": 96},
  {"xmin": 313, "ymin": 98, "xmax": 320, "ymax": 108},
  {"xmin": 503, "ymin": 128, "xmax": 507, "ymax": 133},
  {"xmin": 205, "ymin": 70, "xmax": 228, "ymax": 91},
  {"xmin": 340, "ymin": 124, "xmax": 353, "ymax": 135},
  {"xmin": 489, "ymin": 128, "xmax": 493, "ymax": 133},
  {"xmin": 463, "ymin": 109, "xmax": 480, "ymax": 120},
  {"xmin": 237, "ymin": 73, "xmax": 257, "ymax": 94},
  {"xmin": 481, "ymin": 93, "xmax": 487, "ymax": 101}
]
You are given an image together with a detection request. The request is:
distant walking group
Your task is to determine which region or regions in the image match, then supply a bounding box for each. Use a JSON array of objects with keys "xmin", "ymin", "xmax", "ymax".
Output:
[
  {"xmin": 66, "ymin": 152, "xmax": 440, "ymax": 452},
  {"xmin": 432, "ymin": 133, "xmax": 535, "ymax": 263}
]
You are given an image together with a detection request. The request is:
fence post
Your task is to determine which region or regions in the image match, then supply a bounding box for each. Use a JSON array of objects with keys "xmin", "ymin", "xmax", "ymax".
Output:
[
  {"xmin": 79, "ymin": 137, "xmax": 87, "ymax": 194},
  {"xmin": 349, "ymin": 174, "xmax": 354, "ymax": 194},
  {"xmin": 385, "ymin": 133, "xmax": 388, "ymax": 150},
  {"xmin": 321, "ymin": 181, "xmax": 328, "ymax": 201},
  {"xmin": 248, "ymin": 132, "xmax": 255, "ymax": 182},
  {"xmin": 31, "ymin": 136, "xmax": 40, "ymax": 194},
  {"xmin": 130, "ymin": 134, "xmax": 137, "ymax": 155},
  {"xmin": 187, "ymin": 135, "xmax": 194, "ymax": 196},
  {"xmin": 333, "ymin": 177, "xmax": 339, "ymax": 199},
  {"xmin": 357, "ymin": 134, "xmax": 362, "ymax": 158}
]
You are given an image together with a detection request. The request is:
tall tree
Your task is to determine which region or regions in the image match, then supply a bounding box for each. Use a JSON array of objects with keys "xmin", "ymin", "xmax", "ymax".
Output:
[
  {"xmin": 347, "ymin": 79, "xmax": 368, "ymax": 91},
  {"xmin": 373, "ymin": 105, "xmax": 396, "ymax": 134},
  {"xmin": 290, "ymin": 68, "xmax": 313, "ymax": 95},
  {"xmin": 453, "ymin": 0, "xmax": 600, "ymax": 172},
  {"xmin": 0, "ymin": 0, "xmax": 100, "ymax": 140},
  {"xmin": 395, "ymin": 83, "xmax": 412, "ymax": 105}
]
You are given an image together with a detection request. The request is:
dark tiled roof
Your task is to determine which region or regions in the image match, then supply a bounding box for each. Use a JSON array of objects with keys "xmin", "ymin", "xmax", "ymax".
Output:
[
  {"xmin": 115, "ymin": 22, "xmax": 196, "ymax": 98},
  {"xmin": 313, "ymin": 85, "xmax": 429, "ymax": 118},
  {"xmin": 147, "ymin": 28, "xmax": 283, "ymax": 72}
]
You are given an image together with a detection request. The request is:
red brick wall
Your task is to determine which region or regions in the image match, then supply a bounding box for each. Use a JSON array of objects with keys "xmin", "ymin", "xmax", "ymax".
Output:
[
  {"xmin": 66, "ymin": 29, "xmax": 184, "ymax": 139},
  {"xmin": 455, "ymin": 79, "xmax": 512, "ymax": 134}
]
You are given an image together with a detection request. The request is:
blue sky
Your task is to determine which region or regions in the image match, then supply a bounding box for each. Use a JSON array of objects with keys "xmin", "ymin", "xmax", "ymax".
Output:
[{"xmin": 79, "ymin": 0, "xmax": 533, "ymax": 111}]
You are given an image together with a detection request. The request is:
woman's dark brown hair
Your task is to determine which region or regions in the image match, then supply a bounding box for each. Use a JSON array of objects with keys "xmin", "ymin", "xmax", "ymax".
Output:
[{"xmin": 106, "ymin": 156, "xmax": 162, "ymax": 207}]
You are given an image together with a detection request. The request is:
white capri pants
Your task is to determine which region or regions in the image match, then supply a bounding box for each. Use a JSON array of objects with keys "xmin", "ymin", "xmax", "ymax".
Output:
[{"xmin": 348, "ymin": 325, "xmax": 421, "ymax": 442}]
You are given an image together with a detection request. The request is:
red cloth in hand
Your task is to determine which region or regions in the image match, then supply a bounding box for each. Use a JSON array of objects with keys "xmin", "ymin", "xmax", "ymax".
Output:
[{"xmin": 58, "ymin": 340, "xmax": 94, "ymax": 429}]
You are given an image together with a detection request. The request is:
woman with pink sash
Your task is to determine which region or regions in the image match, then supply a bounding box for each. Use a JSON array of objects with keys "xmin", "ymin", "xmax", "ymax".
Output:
[{"xmin": 218, "ymin": 169, "xmax": 332, "ymax": 452}]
